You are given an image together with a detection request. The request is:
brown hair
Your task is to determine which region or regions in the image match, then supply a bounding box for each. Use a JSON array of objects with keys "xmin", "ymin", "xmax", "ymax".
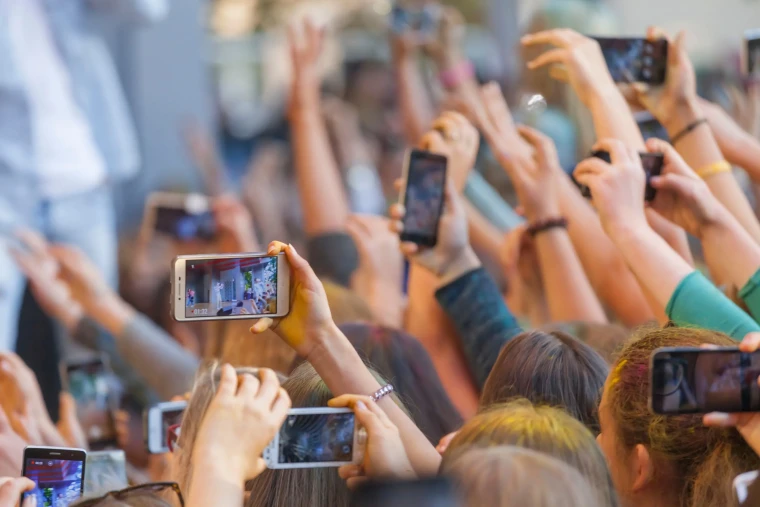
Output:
[
  {"xmin": 480, "ymin": 331, "xmax": 608, "ymax": 433},
  {"xmin": 607, "ymin": 327, "xmax": 760, "ymax": 507},
  {"xmin": 445, "ymin": 446, "xmax": 602, "ymax": 507},
  {"xmin": 442, "ymin": 400, "xmax": 617, "ymax": 507},
  {"xmin": 322, "ymin": 280, "xmax": 373, "ymax": 325}
]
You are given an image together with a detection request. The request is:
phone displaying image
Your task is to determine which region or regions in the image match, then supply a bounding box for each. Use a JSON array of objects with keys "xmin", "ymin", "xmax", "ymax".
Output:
[
  {"xmin": 593, "ymin": 37, "xmax": 668, "ymax": 85},
  {"xmin": 22, "ymin": 446, "xmax": 86, "ymax": 507},
  {"xmin": 577, "ymin": 151, "xmax": 664, "ymax": 202},
  {"xmin": 144, "ymin": 400, "xmax": 187, "ymax": 454},
  {"xmin": 390, "ymin": 3, "xmax": 440, "ymax": 36},
  {"xmin": 398, "ymin": 150, "xmax": 448, "ymax": 247},
  {"xmin": 744, "ymin": 29, "xmax": 760, "ymax": 80},
  {"xmin": 172, "ymin": 253, "xmax": 290, "ymax": 322},
  {"xmin": 84, "ymin": 450, "xmax": 128, "ymax": 497},
  {"xmin": 634, "ymin": 110, "xmax": 669, "ymax": 142},
  {"xmin": 263, "ymin": 408, "xmax": 366, "ymax": 469},
  {"xmin": 142, "ymin": 192, "xmax": 216, "ymax": 242},
  {"xmin": 351, "ymin": 477, "xmax": 461, "ymax": 507},
  {"xmin": 650, "ymin": 347, "xmax": 760, "ymax": 415},
  {"xmin": 60, "ymin": 357, "xmax": 118, "ymax": 450}
]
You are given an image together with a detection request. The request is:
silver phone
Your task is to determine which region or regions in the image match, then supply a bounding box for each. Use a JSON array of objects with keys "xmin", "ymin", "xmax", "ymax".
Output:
[
  {"xmin": 144, "ymin": 400, "xmax": 187, "ymax": 454},
  {"xmin": 171, "ymin": 252, "xmax": 290, "ymax": 322}
]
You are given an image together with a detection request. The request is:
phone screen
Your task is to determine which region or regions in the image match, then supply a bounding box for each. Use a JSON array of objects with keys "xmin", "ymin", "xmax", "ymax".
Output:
[
  {"xmin": 184, "ymin": 256, "xmax": 279, "ymax": 318},
  {"xmin": 278, "ymin": 412, "xmax": 355, "ymax": 465},
  {"xmin": 390, "ymin": 4, "xmax": 439, "ymax": 34},
  {"xmin": 23, "ymin": 456, "xmax": 85, "ymax": 506},
  {"xmin": 594, "ymin": 37, "xmax": 668, "ymax": 85},
  {"xmin": 351, "ymin": 477, "xmax": 460, "ymax": 507},
  {"xmin": 748, "ymin": 33, "xmax": 760, "ymax": 79},
  {"xmin": 66, "ymin": 361, "xmax": 117, "ymax": 447},
  {"xmin": 651, "ymin": 348, "xmax": 760, "ymax": 414},
  {"xmin": 154, "ymin": 206, "xmax": 216, "ymax": 242},
  {"xmin": 85, "ymin": 450, "xmax": 128, "ymax": 497},
  {"xmin": 161, "ymin": 406, "xmax": 185, "ymax": 444},
  {"xmin": 401, "ymin": 150, "xmax": 447, "ymax": 247},
  {"xmin": 637, "ymin": 117, "xmax": 669, "ymax": 142}
]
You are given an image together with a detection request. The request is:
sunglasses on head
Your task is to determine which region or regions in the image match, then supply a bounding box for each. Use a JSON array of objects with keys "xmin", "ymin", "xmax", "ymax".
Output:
[{"xmin": 74, "ymin": 482, "xmax": 184, "ymax": 507}]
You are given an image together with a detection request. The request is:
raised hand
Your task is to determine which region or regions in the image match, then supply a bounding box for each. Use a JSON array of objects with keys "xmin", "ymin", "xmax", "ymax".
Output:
[
  {"xmin": 329, "ymin": 395, "xmax": 415, "ymax": 489},
  {"xmin": 0, "ymin": 477, "xmax": 35, "ymax": 507},
  {"xmin": 212, "ymin": 195, "xmax": 260, "ymax": 254},
  {"xmin": 470, "ymin": 82, "xmax": 532, "ymax": 163},
  {"xmin": 522, "ymin": 29, "xmax": 616, "ymax": 107},
  {"xmin": 249, "ymin": 242, "xmax": 335, "ymax": 359},
  {"xmin": 48, "ymin": 245, "xmax": 114, "ymax": 317},
  {"xmin": 422, "ymin": 6, "xmax": 466, "ymax": 69},
  {"xmin": 429, "ymin": 112, "xmax": 480, "ymax": 192},
  {"xmin": 287, "ymin": 19, "xmax": 325, "ymax": 116},
  {"xmin": 573, "ymin": 139, "xmax": 649, "ymax": 237},
  {"xmin": 0, "ymin": 408, "xmax": 26, "ymax": 478}
]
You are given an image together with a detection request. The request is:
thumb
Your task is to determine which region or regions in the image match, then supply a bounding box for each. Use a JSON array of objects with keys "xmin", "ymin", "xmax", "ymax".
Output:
[{"xmin": 352, "ymin": 400, "xmax": 384, "ymax": 437}]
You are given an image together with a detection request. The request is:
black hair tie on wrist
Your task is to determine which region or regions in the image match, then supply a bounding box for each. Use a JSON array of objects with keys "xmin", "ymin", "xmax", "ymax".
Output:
[
  {"xmin": 670, "ymin": 118, "xmax": 708, "ymax": 146},
  {"xmin": 527, "ymin": 217, "xmax": 568, "ymax": 237}
]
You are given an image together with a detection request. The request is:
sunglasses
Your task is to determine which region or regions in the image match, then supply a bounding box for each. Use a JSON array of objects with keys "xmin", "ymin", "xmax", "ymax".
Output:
[{"xmin": 74, "ymin": 482, "xmax": 184, "ymax": 507}]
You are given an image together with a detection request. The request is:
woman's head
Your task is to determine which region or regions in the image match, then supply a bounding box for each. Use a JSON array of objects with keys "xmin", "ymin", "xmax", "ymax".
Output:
[
  {"xmin": 480, "ymin": 330, "xmax": 609, "ymax": 433},
  {"xmin": 445, "ymin": 446, "xmax": 602, "ymax": 507},
  {"xmin": 338, "ymin": 323, "xmax": 463, "ymax": 443},
  {"xmin": 442, "ymin": 400, "xmax": 616, "ymax": 507},
  {"xmin": 599, "ymin": 327, "xmax": 760, "ymax": 507},
  {"xmin": 322, "ymin": 281, "xmax": 373, "ymax": 325}
]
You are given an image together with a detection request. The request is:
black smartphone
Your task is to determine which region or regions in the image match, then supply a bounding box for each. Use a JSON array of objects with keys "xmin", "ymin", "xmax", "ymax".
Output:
[
  {"xmin": 634, "ymin": 111, "xmax": 669, "ymax": 142},
  {"xmin": 22, "ymin": 446, "xmax": 86, "ymax": 507},
  {"xmin": 745, "ymin": 29, "xmax": 760, "ymax": 80},
  {"xmin": 60, "ymin": 357, "xmax": 119, "ymax": 450},
  {"xmin": 351, "ymin": 477, "xmax": 461, "ymax": 507},
  {"xmin": 650, "ymin": 347, "xmax": 760, "ymax": 415},
  {"xmin": 144, "ymin": 192, "xmax": 216, "ymax": 242},
  {"xmin": 399, "ymin": 149, "xmax": 448, "ymax": 247},
  {"xmin": 593, "ymin": 37, "xmax": 668, "ymax": 85},
  {"xmin": 390, "ymin": 3, "xmax": 440, "ymax": 35},
  {"xmin": 577, "ymin": 151, "xmax": 664, "ymax": 202}
]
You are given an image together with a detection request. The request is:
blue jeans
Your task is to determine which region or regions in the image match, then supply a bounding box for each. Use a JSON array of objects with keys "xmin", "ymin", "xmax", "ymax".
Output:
[{"xmin": 0, "ymin": 185, "xmax": 117, "ymax": 351}]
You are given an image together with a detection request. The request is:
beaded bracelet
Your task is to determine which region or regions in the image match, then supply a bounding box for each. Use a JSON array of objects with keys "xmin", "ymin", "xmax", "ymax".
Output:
[
  {"xmin": 526, "ymin": 217, "xmax": 568, "ymax": 237},
  {"xmin": 370, "ymin": 384, "xmax": 395, "ymax": 403}
]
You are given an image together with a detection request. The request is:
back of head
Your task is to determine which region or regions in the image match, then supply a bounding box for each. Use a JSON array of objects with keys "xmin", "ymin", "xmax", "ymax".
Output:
[
  {"xmin": 247, "ymin": 362, "xmax": 350, "ymax": 507},
  {"xmin": 74, "ymin": 495, "xmax": 175, "ymax": 507},
  {"xmin": 480, "ymin": 330, "xmax": 608, "ymax": 433},
  {"xmin": 540, "ymin": 321, "xmax": 630, "ymax": 363},
  {"xmin": 442, "ymin": 400, "xmax": 616, "ymax": 507},
  {"xmin": 445, "ymin": 446, "xmax": 602, "ymax": 507},
  {"xmin": 604, "ymin": 327, "xmax": 760, "ymax": 507},
  {"xmin": 323, "ymin": 280, "xmax": 373, "ymax": 325},
  {"xmin": 339, "ymin": 323, "xmax": 463, "ymax": 443}
]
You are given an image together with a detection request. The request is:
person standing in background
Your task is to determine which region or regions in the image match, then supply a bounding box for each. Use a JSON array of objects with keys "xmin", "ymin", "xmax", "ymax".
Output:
[{"xmin": 0, "ymin": 0, "xmax": 169, "ymax": 352}]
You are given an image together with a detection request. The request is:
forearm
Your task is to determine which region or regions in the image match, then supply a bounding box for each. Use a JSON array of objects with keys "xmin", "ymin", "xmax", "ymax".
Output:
[
  {"xmin": 701, "ymin": 206, "xmax": 760, "ymax": 292},
  {"xmin": 465, "ymin": 202, "xmax": 504, "ymax": 271},
  {"xmin": 558, "ymin": 176, "xmax": 654, "ymax": 325},
  {"xmin": 728, "ymin": 135, "xmax": 760, "ymax": 184},
  {"xmin": 187, "ymin": 461, "xmax": 244, "ymax": 507},
  {"xmin": 534, "ymin": 229, "xmax": 607, "ymax": 324},
  {"xmin": 664, "ymin": 100, "xmax": 760, "ymax": 243},
  {"xmin": 291, "ymin": 110, "xmax": 350, "ymax": 236},
  {"xmin": 589, "ymin": 91, "xmax": 646, "ymax": 150},
  {"xmin": 308, "ymin": 324, "xmax": 442, "ymax": 475},
  {"xmin": 395, "ymin": 57, "xmax": 435, "ymax": 145}
]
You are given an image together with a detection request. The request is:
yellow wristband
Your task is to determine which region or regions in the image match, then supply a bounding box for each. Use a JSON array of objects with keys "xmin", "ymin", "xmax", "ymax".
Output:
[{"xmin": 695, "ymin": 160, "xmax": 732, "ymax": 179}]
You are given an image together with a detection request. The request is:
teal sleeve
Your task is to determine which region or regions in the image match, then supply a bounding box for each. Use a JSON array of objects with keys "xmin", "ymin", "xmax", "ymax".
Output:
[
  {"xmin": 666, "ymin": 271, "xmax": 760, "ymax": 340},
  {"xmin": 739, "ymin": 267, "xmax": 760, "ymax": 324}
]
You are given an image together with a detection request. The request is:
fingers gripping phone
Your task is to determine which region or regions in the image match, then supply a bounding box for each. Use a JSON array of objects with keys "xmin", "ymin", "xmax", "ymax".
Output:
[
  {"xmin": 593, "ymin": 37, "xmax": 668, "ymax": 85},
  {"xmin": 172, "ymin": 253, "xmax": 290, "ymax": 321},
  {"xmin": 263, "ymin": 408, "xmax": 366, "ymax": 469},
  {"xmin": 22, "ymin": 446, "xmax": 86, "ymax": 507},
  {"xmin": 144, "ymin": 400, "xmax": 187, "ymax": 454},
  {"xmin": 60, "ymin": 356, "xmax": 119, "ymax": 450},
  {"xmin": 142, "ymin": 191, "xmax": 216, "ymax": 242},
  {"xmin": 577, "ymin": 151, "xmax": 664, "ymax": 202},
  {"xmin": 650, "ymin": 347, "xmax": 760, "ymax": 415},
  {"xmin": 744, "ymin": 29, "xmax": 760, "ymax": 80},
  {"xmin": 398, "ymin": 149, "xmax": 448, "ymax": 247}
]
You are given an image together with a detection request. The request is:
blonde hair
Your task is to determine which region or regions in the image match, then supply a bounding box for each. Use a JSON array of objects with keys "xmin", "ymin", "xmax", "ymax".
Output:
[
  {"xmin": 445, "ymin": 446, "xmax": 602, "ymax": 507},
  {"xmin": 442, "ymin": 400, "xmax": 617, "ymax": 507}
]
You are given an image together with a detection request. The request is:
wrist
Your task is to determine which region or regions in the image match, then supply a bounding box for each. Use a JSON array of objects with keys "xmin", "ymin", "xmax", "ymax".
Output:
[
  {"xmin": 696, "ymin": 203, "xmax": 737, "ymax": 241},
  {"xmin": 87, "ymin": 293, "xmax": 136, "ymax": 338},
  {"xmin": 606, "ymin": 220, "xmax": 653, "ymax": 249},
  {"xmin": 662, "ymin": 97, "xmax": 702, "ymax": 135},
  {"xmin": 587, "ymin": 83, "xmax": 624, "ymax": 110},
  {"xmin": 436, "ymin": 246, "xmax": 481, "ymax": 288},
  {"xmin": 303, "ymin": 322, "xmax": 347, "ymax": 366}
]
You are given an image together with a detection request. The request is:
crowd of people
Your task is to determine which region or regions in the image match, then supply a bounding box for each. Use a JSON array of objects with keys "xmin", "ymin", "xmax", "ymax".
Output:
[{"xmin": 3, "ymin": 0, "xmax": 760, "ymax": 506}]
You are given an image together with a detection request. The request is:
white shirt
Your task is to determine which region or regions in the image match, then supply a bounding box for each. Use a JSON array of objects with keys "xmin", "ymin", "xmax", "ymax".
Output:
[{"xmin": 4, "ymin": 0, "xmax": 106, "ymax": 198}]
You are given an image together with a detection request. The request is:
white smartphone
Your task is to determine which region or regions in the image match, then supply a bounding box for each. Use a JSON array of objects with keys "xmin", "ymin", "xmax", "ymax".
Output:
[
  {"xmin": 144, "ymin": 400, "xmax": 187, "ymax": 454},
  {"xmin": 263, "ymin": 408, "xmax": 366, "ymax": 469},
  {"xmin": 141, "ymin": 191, "xmax": 216, "ymax": 243},
  {"xmin": 172, "ymin": 252, "xmax": 290, "ymax": 322},
  {"xmin": 84, "ymin": 450, "xmax": 128, "ymax": 497}
]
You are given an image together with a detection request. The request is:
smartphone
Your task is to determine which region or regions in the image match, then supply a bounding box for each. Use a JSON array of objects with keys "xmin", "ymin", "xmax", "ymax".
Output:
[
  {"xmin": 634, "ymin": 110, "xmax": 669, "ymax": 142},
  {"xmin": 593, "ymin": 37, "xmax": 668, "ymax": 85},
  {"xmin": 142, "ymin": 191, "xmax": 216, "ymax": 242},
  {"xmin": 351, "ymin": 477, "xmax": 461, "ymax": 507},
  {"xmin": 22, "ymin": 446, "xmax": 86, "ymax": 507},
  {"xmin": 398, "ymin": 149, "xmax": 448, "ymax": 247},
  {"xmin": 144, "ymin": 400, "xmax": 187, "ymax": 454},
  {"xmin": 172, "ymin": 253, "xmax": 290, "ymax": 322},
  {"xmin": 650, "ymin": 347, "xmax": 760, "ymax": 415},
  {"xmin": 577, "ymin": 151, "xmax": 664, "ymax": 202},
  {"xmin": 60, "ymin": 357, "xmax": 119, "ymax": 450},
  {"xmin": 84, "ymin": 450, "xmax": 128, "ymax": 497},
  {"xmin": 390, "ymin": 3, "xmax": 440, "ymax": 36},
  {"xmin": 263, "ymin": 408, "xmax": 366, "ymax": 469},
  {"xmin": 744, "ymin": 29, "xmax": 760, "ymax": 80}
]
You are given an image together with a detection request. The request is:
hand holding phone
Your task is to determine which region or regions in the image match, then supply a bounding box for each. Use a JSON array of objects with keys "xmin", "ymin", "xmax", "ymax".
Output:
[
  {"xmin": 593, "ymin": 37, "xmax": 668, "ymax": 85},
  {"xmin": 577, "ymin": 150, "xmax": 664, "ymax": 202},
  {"xmin": 144, "ymin": 400, "xmax": 187, "ymax": 454},
  {"xmin": 142, "ymin": 192, "xmax": 216, "ymax": 243},
  {"xmin": 390, "ymin": 3, "xmax": 440, "ymax": 37},
  {"xmin": 22, "ymin": 446, "xmax": 86, "ymax": 507}
]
